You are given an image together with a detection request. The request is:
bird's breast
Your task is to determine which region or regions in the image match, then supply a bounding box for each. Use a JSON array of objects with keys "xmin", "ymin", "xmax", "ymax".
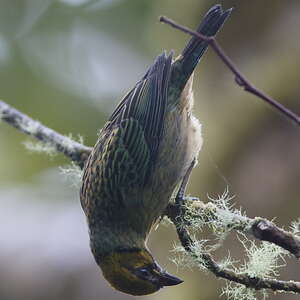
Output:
[{"xmin": 143, "ymin": 94, "xmax": 203, "ymax": 226}]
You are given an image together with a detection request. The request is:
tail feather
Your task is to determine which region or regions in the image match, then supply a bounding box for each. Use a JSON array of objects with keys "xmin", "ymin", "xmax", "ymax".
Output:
[{"xmin": 180, "ymin": 4, "xmax": 232, "ymax": 79}]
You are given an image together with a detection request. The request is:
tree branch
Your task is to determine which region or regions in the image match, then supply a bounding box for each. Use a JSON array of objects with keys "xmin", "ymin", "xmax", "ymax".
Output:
[
  {"xmin": 0, "ymin": 100, "xmax": 92, "ymax": 168},
  {"xmin": 167, "ymin": 200, "xmax": 300, "ymax": 259},
  {"xmin": 1, "ymin": 97, "xmax": 299, "ymax": 295},
  {"xmin": 169, "ymin": 214, "xmax": 300, "ymax": 293},
  {"xmin": 163, "ymin": 165, "xmax": 300, "ymax": 295},
  {"xmin": 2, "ymin": 98, "xmax": 298, "ymax": 259},
  {"xmin": 159, "ymin": 16, "xmax": 300, "ymax": 126}
]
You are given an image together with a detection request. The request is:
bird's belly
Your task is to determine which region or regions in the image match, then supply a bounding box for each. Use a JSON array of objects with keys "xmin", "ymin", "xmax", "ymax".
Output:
[{"xmin": 144, "ymin": 109, "xmax": 203, "ymax": 223}]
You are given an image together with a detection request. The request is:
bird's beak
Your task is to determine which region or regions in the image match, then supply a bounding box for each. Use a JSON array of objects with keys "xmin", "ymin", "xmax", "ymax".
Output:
[{"xmin": 157, "ymin": 271, "xmax": 183, "ymax": 287}]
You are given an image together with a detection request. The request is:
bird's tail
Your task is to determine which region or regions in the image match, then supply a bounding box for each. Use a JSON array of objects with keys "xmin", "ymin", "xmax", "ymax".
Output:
[{"xmin": 179, "ymin": 4, "xmax": 232, "ymax": 82}]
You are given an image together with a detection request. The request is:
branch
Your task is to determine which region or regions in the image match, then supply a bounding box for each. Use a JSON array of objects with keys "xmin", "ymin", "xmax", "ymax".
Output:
[
  {"xmin": 164, "ymin": 167, "xmax": 300, "ymax": 296},
  {"xmin": 168, "ymin": 212, "xmax": 300, "ymax": 293},
  {"xmin": 160, "ymin": 16, "xmax": 300, "ymax": 126},
  {"xmin": 167, "ymin": 199, "xmax": 300, "ymax": 259},
  {"xmin": 1, "ymin": 96, "xmax": 300, "ymax": 296},
  {"xmin": 0, "ymin": 100, "xmax": 92, "ymax": 169}
]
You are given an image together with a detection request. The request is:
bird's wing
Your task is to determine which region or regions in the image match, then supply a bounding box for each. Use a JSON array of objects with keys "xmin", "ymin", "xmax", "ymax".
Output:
[
  {"xmin": 104, "ymin": 51, "xmax": 173, "ymax": 184},
  {"xmin": 108, "ymin": 51, "xmax": 173, "ymax": 164},
  {"xmin": 81, "ymin": 52, "xmax": 173, "ymax": 210}
]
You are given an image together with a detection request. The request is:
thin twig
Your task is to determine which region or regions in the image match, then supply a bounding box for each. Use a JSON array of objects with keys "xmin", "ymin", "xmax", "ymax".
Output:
[
  {"xmin": 160, "ymin": 16, "xmax": 300, "ymax": 126},
  {"xmin": 0, "ymin": 100, "xmax": 92, "ymax": 168},
  {"xmin": 252, "ymin": 218, "xmax": 300, "ymax": 258}
]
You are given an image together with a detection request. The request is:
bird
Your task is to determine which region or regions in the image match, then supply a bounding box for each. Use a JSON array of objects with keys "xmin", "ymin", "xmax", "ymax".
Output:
[{"xmin": 80, "ymin": 4, "xmax": 231, "ymax": 296}]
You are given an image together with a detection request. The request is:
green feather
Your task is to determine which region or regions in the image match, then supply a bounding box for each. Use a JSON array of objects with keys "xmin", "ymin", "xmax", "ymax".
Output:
[
  {"xmin": 105, "ymin": 51, "xmax": 173, "ymax": 173},
  {"xmin": 81, "ymin": 53, "xmax": 173, "ymax": 215}
]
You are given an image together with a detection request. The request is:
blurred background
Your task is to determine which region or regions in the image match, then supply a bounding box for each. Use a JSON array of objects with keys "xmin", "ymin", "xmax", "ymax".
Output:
[{"xmin": 0, "ymin": 0, "xmax": 299, "ymax": 299}]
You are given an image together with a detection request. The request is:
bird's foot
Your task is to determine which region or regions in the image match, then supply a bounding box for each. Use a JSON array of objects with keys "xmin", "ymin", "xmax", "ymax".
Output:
[
  {"xmin": 164, "ymin": 159, "xmax": 197, "ymax": 221},
  {"xmin": 175, "ymin": 158, "xmax": 196, "ymax": 206}
]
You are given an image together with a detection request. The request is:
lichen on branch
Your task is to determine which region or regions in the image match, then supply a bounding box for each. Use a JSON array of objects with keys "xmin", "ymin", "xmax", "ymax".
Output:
[{"xmin": 0, "ymin": 100, "xmax": 92, "ymax": 168}]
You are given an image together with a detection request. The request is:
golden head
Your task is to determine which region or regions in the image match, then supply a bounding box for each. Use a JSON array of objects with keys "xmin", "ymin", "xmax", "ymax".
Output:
[{"xmin": 98, "ymin": 248, "xmax": 183, "ymax": 295}]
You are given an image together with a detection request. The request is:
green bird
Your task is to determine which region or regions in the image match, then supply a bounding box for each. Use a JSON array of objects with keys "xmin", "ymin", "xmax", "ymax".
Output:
[{"xmin": 80, "ymin": 4, "xmax": 231, "ymax": 296}]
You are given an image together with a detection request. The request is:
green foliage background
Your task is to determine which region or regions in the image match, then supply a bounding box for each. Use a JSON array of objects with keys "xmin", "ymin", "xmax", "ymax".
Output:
[{"xmin": 0, "ymin": 0, "xmax": 299, "ymax": 299}]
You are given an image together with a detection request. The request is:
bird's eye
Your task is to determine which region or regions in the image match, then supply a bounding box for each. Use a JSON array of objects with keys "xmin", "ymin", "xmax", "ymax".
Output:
[{"xmin": 137, "ymin": 268, "xmax": 151, "ymax": 277}]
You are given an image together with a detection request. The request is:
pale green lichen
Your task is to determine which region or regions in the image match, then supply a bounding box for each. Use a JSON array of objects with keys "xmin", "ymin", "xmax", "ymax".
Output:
[
  {"xmin": 222, "ymin": 235, "xmax": 287, "ymax": 300},
  {"xmin": 23, "ymin": 140, "xmax": 57, "ymax": 156},
  {"xmin": 189, "ymin": 239, "xmax": 211, "ymax": 270},
  {"xmin": 171, "ymin": 186, "xmax": 290, "ymax": 300},
  {"xmin": 21, "ymin": 119, "xmax": 40, "ymax": 134},
  {"xmin": 238, "ymin": 238, "xmax": 286, "ymax": 278},
  {"xmin": 59, "ymin": 161, "xmax": 83, "ymax": 187},
  {"xmin": 61, "ymin": 137, "xmax": 76, "ymax": 151},
  {"xmin": 218, "ymin": 252, "xmax": 237, "ymax": 270},
  {"xmin": 171, "ymin": 238, "xmax": 209, "ymax": 270},
  {"xmin": 61, "ymin": 133, "xmax": 84, "ymax": 151},
  {"xmin": 182, "ymin": 188, "xmax": 248, "ymax": 253},
  {"xmin": 290, "ymin": 218, "xmax": 300, "ymax": 237},
  {"xmin": 208, "ymin": 188, "xmax": 247, "ymax": 233},
  {"xmin": 222, "ymin": 284, "xmax": 268, "ymax": 300},
  {"xmin": 209, "ymin": 187, "xmax": 235, "ymax": 211},
  {"xmin": 170, "ymin": 244, "xmax": 196, "ymax": 270},
  {"xmin": 184, "ymin": 188, "xmax": 243, "ymax": 231}
]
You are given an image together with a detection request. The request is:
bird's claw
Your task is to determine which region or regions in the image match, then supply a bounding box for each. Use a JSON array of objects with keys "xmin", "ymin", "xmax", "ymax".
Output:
[{"xmin": 175, "ymin": 158, "xmax": 196, "ymax": 206}]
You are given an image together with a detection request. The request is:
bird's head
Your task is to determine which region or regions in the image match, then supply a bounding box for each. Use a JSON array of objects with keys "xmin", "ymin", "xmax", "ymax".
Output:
[{"xmin": 98, "ymin": 247, "xmax": 183, "ymax": 295}]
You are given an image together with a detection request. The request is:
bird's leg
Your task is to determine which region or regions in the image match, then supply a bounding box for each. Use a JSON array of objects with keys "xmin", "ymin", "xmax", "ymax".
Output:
[
  {"xmin": 164, "ymin": 158, "xmax": 197, "ymax": 222},
  {"xmin": 175, "ymin": 158, "xmax": 196, "ymax": 207}
]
